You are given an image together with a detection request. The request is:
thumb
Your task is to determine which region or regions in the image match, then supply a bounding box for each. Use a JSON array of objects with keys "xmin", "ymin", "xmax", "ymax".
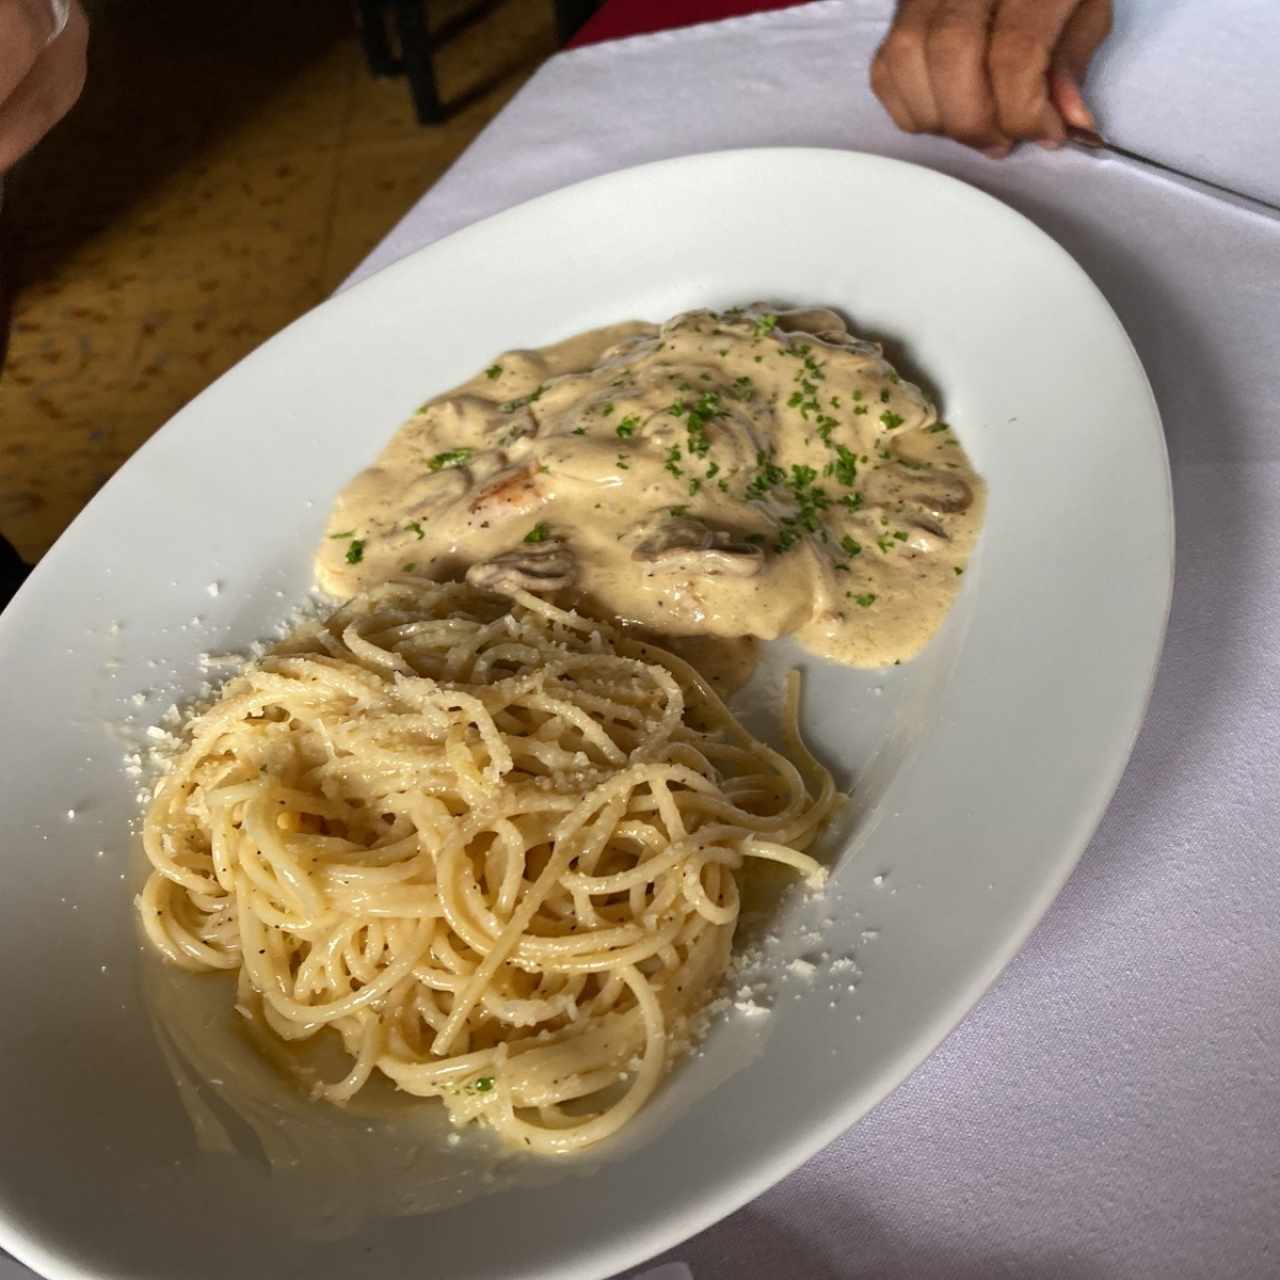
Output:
[{"xmin": 1051, "ymin": 0, "xmax": 1112, "ymax": 129}]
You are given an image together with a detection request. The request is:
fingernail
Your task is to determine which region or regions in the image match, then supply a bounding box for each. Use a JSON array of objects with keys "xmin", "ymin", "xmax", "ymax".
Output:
[
  {"xmin": 1067, "ymin": 126, "xmax": 1105, "ymax": 148},
  {"xmin": 1050, "ymin": 68, "xmax": 1098, "ymax": 131},
  {"xmin": 984, "ymin": 144, "xmax": 1011, "ymax": 160},
  {"xmin": 1038, "ymin": 139, "xmax": 1063, "ymax": 151},
  {"xmin": 1064, "ymin": 98, "xmax": 1098, "ymax": 131}
]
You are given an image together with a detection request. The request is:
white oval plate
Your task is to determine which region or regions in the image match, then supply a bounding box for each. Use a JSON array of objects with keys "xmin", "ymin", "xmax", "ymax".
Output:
[{"xmin": 0, "ymin": 150, "xmax": 1171, "ymax": 1280}]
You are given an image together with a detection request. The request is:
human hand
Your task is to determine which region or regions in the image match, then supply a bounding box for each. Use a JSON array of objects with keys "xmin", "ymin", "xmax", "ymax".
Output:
[
  {"xmin": 0, "ymin": 0, "xmax": 88, "ymax": 174},
  {"xmin": 871, "ymin": 0, "xmax": 1112, "ymax": 156}
]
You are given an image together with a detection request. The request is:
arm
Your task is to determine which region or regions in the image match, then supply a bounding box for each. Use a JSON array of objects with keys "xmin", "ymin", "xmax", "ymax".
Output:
[{"xmin": 0, "ymin": 0, "xmax": 88, "ymax": 174}]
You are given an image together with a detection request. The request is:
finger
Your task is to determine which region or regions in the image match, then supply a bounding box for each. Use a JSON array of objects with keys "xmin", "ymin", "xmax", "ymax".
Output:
[
  {"xmin": 1054, "ymin": 0, "xmax": 1111, "ymax": 82},
  {"xmin": 871, "ymin": 52, "xmax": 922, "ymax": 133},
  {"xmin": 1049, "ymin": 69, "xmax": 1095, "ymax": 132},
  {"xmin": 0, "ymin": 0, "xmax": 55, "ymax": 105},
  {"xmin": 0, "ymin": 6, "xmax": 88, "ymax": 174},
  {"xmin": 1050, "ymin": 0, "xmax": 1111, "ymax": 128},
  {"xmin": 874, "ymin": 0, "xmax": 944, "ymax": 134},
  {"xmin": 986, "ymin": 0, "xmax": 1082, "ymax": 143},
  {"xmin": 923, "ymin": 0, "xmax": 1011, "ymax": 153}
]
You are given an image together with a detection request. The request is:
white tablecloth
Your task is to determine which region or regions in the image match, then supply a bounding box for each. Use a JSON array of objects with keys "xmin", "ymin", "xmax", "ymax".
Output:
[
  {"xmin": 348, "ymin": 4, "xmax": 1280, "ymax": 1278},
  {"xmin": 9, "ymin": 4, "xmax": 1275, "ymax": 1278}
]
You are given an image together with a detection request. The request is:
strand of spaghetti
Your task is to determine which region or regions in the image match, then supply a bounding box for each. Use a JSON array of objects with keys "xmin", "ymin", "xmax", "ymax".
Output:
[
  {"xmin": 496, "ymin": 964, "xmax": 666, "ymax": 1154},
  {"xmin": 742, "ymin": 838, "xmax": 828, "ymax": 885},
  {"xmin": 430, "ymin": 782, "xmax": 636, "ymax": 1053},
  {"xmin": 240, "ymin": 883, "xmax": 435, "ymax": 1025}
]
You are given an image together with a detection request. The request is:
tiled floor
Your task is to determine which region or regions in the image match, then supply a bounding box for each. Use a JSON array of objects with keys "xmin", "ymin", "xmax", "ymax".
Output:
[{"xmin": 0, "ymin": 0, "xmax": 557, "ymax": 562}]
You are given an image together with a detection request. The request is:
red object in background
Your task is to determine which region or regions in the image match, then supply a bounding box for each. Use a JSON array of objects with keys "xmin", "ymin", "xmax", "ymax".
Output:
[{"xmin": 570, "ymin": 0, "xmax": 814, "ymax": 48}]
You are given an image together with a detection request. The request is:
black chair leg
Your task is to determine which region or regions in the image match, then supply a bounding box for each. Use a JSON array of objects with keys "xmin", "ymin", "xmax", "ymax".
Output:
[
  {"xmin": 394, "ymin": 0, "xmax": 443, "ymax": 125},
  {"xmin": 355, "ymin": 0, "xmax": 444, "ymax": 125},
  {"xmin": 355, "ymin": 0, "xmax": 398, "ymax": 74}
]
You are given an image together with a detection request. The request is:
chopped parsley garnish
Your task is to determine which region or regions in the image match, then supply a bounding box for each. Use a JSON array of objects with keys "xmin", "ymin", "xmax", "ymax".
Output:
[
  {"xmin": 472, "ymin": 1077, "xmax": 495, "ymax": 1093},
  {"xmin": 669, "ymin": 505, "xmax": 689, "ymax": 517},
  {"xmin": 839, "ymin": 492, "xmax": 864, "ymax": 513},
  {"xmin": 880, "ymin": 388, "xmax": 891, "ymax": 403},
  {"xmin": 954, "ymin": 566, "xmax": 965, "ymax": 576},
  {"xmin": 328, "ymin": 529, "xmax": 355, "ymax": 539},
  {"xmin": 730, "ymin": 375, "xmax": 756, "ymax": 401},
  {"xmin": 484, "ymin": 363, "xmax": 503, "ymax": 380},
  {"xmin": 572, "ymin": 426, "xmax": 587, "ymax": 435},
  {"xmin": 406, "ymin": 520, "xmax": 425, "ymax": 540},
  {"xmin": 706, "ymin": 460, "xmax": 721, "ymax": 480},
  {"xmin": 880, "ymin": 411, "xmax": 905, "ymax": 430},
  {"xmin": 788, "ymin": 353, "xmax": 828, "ymax": 421},
  {"xmin": 670, "ymin": 391, "xmax": 721, "ymax": 457},
  {"xmin": 664, "ymin": 446, "xmax": 684, "ymax": 478},
  {"xmin": 688, "ymin": 477, "xmax": 702, "ymax": 495},
  {"xmin": 428, "ymin": 448, "xmax": 473, "ymax": 471},
  {"xmin": 753, "ymin": 313, "xmax": 778, "ymax": 337},
  {"xmin": 840, "ymin": 535, "xmax": 862, "ymax": 557},
  {"xmin": 766, "ymin": 463, "xmax": 831, "ymax": 547},
  {"xmin": 345, "ymin": 538, "xmax": 365, "ymax": 565},
  {"xmin": 746, "ymin": 450, "xmax": 786, "ymax": 500},
  {"xmin": 499, "ymin": 385, "xmax": 545, "ymax": 413},
  {"xmin": 852, "ymin": 389, "xmax": 863, "ymax": 402},
  {"xmin": 854, "ymin": 404, "xmax": 869, "ymax": 416},
  {"xmin": 893, "ymin": 529, "xmax": 909, "ymax": 542},
  {"xmin": 402, "ymin": 562, "xmax": 416, "ymax": 572},
  {"xmin": 600, "ymin": 401, "xmax": 615, "ymax": 416},
  {"xmin": 523, "ymin": 522, "xmax": 550, "ymax": 543},
  {"xmin": 616, "ymin": 455, "xmax": 630, "ymax": 471},
  {"xmin": 833, "ymin": 445, "xmax": 858, "ymax": 486},
  {"xmin": 744, "ymin": 532, "xmax": 766, "ymax": 544},
  {"xmin": 616, "ymin": 415, "xmax": 640, "ymax": 438},
  {"xmin": 852, "ymin": 593, "xmax": 877, "ymax": 608},
  {"xmin": 928, "ymin": 422, "xmax": 950, "ymax": 434},
  {"xmin": 876, "ymin": 533, "xmax": 896, "ymax": 554},
  {"xmin": 888, "ymin": 372, "xmax": 900, "ymax": 385}
]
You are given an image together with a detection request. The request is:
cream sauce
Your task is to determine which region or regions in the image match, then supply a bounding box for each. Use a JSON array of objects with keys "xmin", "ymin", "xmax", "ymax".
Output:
[{"xmin": 316, "ymin": 306, "xmax": 985, "ymax": 668}]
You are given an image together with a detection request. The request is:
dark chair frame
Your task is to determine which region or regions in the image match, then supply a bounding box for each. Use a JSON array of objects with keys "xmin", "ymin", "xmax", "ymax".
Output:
[{"xmin": 354, "ymin": 0, "xmax": 603, "ymax": 125}]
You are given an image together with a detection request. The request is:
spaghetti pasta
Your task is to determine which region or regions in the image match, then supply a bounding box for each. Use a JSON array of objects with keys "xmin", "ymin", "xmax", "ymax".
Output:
[{"xmin": 137, "ymin": 581, "xmax": 838, "ymax": 1154}]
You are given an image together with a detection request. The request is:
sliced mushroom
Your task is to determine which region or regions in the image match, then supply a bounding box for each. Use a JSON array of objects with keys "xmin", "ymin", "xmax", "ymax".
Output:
[
  {"xmin": 395, "ymin": 465, "xmax": 472, "ymax": 520},
  {"xmin": 774, "ymin": 307, "xmax": 850, "ymax": 344},
  {"xmin": 909, "ymin": 471, "xmax": 972, "ymax": 514},
  {"xmin": 864, "ymin": 465, "xmax": 973, "ymax": 516},
  {"xmin": 906, "ymin": 512, "xmax": 949, "ymax": 540},
  {"xmin": 631, "ymin": 516, "xmax": 765, "ymax": 579},
  {"xmin": 491, "ymin": 405, "xmax": 539, "ymax": 445},
  {"xmin": 466, "ymin": 542, "xmax": 577, "ymax": 595}
]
